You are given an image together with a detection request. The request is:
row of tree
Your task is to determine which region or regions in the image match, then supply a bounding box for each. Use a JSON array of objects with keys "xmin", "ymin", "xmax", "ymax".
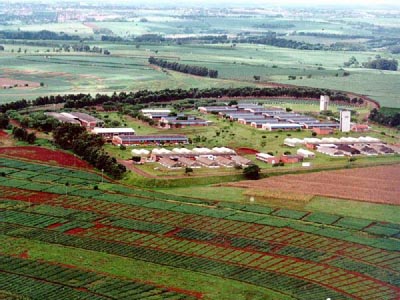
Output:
[
  {"xmin": 362, "ymin": 58, "xmax": 398, "ymax": 71},
  {"xmin": 0, "ymin": 87, "xmax": 353, "ymax": 114},
  {"xmin": 0, "ymin": 113, "xmax": 9, "ymax": 128},
  {"xmin": 53, "ymin": 123, "xmax": 126, "ymax": 179},
  {"xmin": 369, "ymin": 107, "xmax": 400, "ymax": 128},
  {"xmin": 12, "ymin": 127, "xmax": 36, "ymax": 144},
  {"xmin": 148, "ymin": 57, "xmax": 218, "ymax": 78},
  {"xmin": 0, "ymin": 30, "xmax": 80, "ymax": 41}
]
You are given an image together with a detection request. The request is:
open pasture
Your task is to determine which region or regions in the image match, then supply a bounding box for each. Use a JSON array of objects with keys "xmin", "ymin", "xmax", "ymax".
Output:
[{"xmin": 0, "ymin": 40, "xmax": 399, "ymax": 107}]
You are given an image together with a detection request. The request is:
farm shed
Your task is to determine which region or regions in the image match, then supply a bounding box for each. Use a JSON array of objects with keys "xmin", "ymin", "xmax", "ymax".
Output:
[
  {"xmin": 231, "ymin": 155, "xmax": 252, "ymax": 167},
  {"xmin": 61, "ymin": 112, "xmax": 104, "ymax": 129},
  {"xmin": 262, "ymin": 123, "xmax": 302, "ymax": 131},
  {"xmin": 215, "ymin": 156, "xmax": 236, "ymax": 167},
  {"xmin": 212, "ymin": 147, "xmax": 236, "ymax": 155},
  {"xmin": 159, "ymin": 116, "xmax": 210, "ymax": 128},
  {"xmin": 196, "ymin": 157, "xmax": 220, "ymax": 168},
  {"xmin": 313, "ymin": 127, "xmax": 334, "ymax": 135},
  {"xmin": 317, "ymin": 146, "xmax": 345, "ymax": 157},
  {"xmin": 351, "ymin": 124, "xmax": 370, "ymax": 132},
  {"xmin": 92, "ymin": 127, "xmax": 135, "ymax": 140},
  {"xmin": 159, "ymin": 157, "xmax": 183, "ymax": 169},
  {"xmin": 336, "ymin": 145, "xmax": 361, "ymax": 156},
  {"xmin": 280, "ymin": 155, "xmax": 303, "ymax": 164},
  {"xmin": 198, "ymin": 106, "xmax": 238, "ymax": 114},
  {"xmin": 178, "ymin": 157, "xmax": 202, "ymax": 168},
  {"xmin": 297, "ymin": 148, "xmax": 315, "ymax": 159},
  {"xmin": 256, "ymin": 153, "xmax": 277, "ymax": 164},
  {"xmin": 302, "ymin": 122, "xmax": 340, "ymax": 130},
  {"xmin": 113, "ymin": 135, "xmax": 188, "ymax": 146},
  {"xmin": 141, "ymin": 109, "xmax": 171, "ymax": 119},
  {"xmin": 45, "ymin": 112, "xmax": 81, "ymax": 125}
]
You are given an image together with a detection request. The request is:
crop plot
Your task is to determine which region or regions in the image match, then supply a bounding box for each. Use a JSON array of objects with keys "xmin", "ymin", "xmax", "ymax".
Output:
[
  {"xmin": 230, "ymin": 164, "xmax": 400, "ymax": 205},
  {"xmin": 0, "ymin": 154, "xmax": 399, "ymax": 299}
]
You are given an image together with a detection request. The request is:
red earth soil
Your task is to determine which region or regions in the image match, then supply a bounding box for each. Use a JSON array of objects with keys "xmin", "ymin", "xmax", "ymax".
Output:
[
  {"xmin": 236, "ymin": 147, "xmax": 259, "ymax": 155},
  {"xmin": 19, "ymin": 250, "xmax": 29, "ymax": 259},
  {"xmin": 0, "ymin": 187, "xmax": 60, "ymax": 204},
  {"xmin": 65, "ymin": 228, "xmax": 86, "ymax": 235},
  {"xmin": 227, "ymin": 164, "xmax": 400, "ymax": 205},
  {"xmin": 46, "ymin": 223, "xmax": 64, "ymax": 229},
  {"xmin": 0, "ymin": 146, "xmax": 91, "ymax": 169}
]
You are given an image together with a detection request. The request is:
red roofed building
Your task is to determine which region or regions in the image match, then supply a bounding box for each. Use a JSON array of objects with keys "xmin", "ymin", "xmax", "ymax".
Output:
[{"xmin": 351, "ymin": 124, "xmax": 370, "ymax": 132}]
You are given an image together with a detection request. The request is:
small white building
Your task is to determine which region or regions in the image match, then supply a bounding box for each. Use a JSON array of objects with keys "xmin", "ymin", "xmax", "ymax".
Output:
[
  {"xmin": 92, "ymin": 127, "xmax": 135, "ymax": 139},
  {"xmin": 297, "ymin": 148, "xmax": 315, "ymax": 159}
]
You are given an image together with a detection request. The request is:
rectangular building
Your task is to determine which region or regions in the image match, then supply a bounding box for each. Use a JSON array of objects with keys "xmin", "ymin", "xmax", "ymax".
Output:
[
  {"xmin": 340, "ymin": 110, "xmax": 351, "ymax": 132},
  {"xmin": 92, "ymin": 127, "xmax": 135, "ymax": 140},
  {"xmin": 113, "ymin": 135, "xmax": 188, "ymax": 146}
]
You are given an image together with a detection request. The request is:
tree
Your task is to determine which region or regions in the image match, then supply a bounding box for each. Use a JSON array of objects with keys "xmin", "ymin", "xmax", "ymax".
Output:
[
  {"xmin": 228, "ymin": 100, "xmax": 238, "ymax": 106},
  {"xmin": 243, "ymin": 164, "xmax": 260, "ymax": 180},
  {"xmin": 0, "ymin": 113, "xmax": 9, "ymax": 129},
  {"xmin": 132, "ymin": 156, "xmax": 141, "ymax": 163},
  {"xmin": 26, "ymin": 132, "xmax": 36, "ymax": 144},
  {"xmin": 185, "ymin": 167, "xmax": 193, "ymax": 175}
]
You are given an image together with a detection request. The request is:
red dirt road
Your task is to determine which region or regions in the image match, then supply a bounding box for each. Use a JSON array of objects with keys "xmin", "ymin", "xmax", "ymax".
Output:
[{"xmin": 227, "ymin": 164, "xmax": 400, "ymax": 205}]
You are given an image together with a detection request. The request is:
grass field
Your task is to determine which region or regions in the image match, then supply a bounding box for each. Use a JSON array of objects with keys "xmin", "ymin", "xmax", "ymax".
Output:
[{"xmin": 0, "ymin": 41, "xmax": 399, "ymax": 107}]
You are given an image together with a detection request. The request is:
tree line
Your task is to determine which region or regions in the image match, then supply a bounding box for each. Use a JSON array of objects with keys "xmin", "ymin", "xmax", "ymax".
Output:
[
  {"xmin": 362, "ymin": 58, "xmax": 398, "ymax": 71},
  {"xmin": 12, "ymin": 127, "xmax": 36, "ymax": 144},
  {"xmin": 0, "ymin": 30, "xmax": 81, "ymax": 41},
  {"xmin": 0, "ymin": 87, "xmax": 354, "ymax": 113},
  {"xmin": 148, "ymin": 57, "xmax": 218, "ymax": 78},
  {"xmin": 53, "ymin": 123, "xmax": 126, "ymax": 179},
  {"xmin": 369, "ymin": 107, "xmax": 400, "ymax": 128}
]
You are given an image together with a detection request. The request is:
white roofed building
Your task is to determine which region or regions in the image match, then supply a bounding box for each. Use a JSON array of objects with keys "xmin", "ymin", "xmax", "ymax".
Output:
[{"xmin": 92, "ymin": 127, "xmax": 135, "ymax": 140}]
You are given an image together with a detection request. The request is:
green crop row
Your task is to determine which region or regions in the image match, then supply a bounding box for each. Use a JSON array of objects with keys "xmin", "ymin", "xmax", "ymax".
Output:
[
  {"xmin": 0, "ymin": 254, "xmax": 196, "ymax": 300},
  {"xmin": 0, "ymin": 223, "xmax": 352, "ymax": 300}
]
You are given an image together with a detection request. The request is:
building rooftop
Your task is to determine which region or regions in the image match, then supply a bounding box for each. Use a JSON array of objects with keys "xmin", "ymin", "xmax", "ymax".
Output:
[{"xmin": 92, "ymin": 127, "xmax": 135, "ymax": 134}]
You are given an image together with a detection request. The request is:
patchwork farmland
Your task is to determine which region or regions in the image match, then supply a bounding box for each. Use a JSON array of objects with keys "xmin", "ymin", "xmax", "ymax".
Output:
[{"xmin": 0, "ymin": 148, "xmax": 399, "ymax": 299}]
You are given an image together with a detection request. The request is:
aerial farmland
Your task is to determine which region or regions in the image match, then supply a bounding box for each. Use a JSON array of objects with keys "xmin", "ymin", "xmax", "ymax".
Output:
[{"xmin": 0, "ymin": 1, "xmax": 399, "ymax": 299}]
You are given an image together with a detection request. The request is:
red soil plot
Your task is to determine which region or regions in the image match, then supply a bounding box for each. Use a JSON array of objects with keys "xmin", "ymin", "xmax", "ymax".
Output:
[
  {"xmin": 0, "ymin": 186, "xmax": 60, "ymax": 204},
  {"xmin": 236, "ymin": 147, "xmax": 259, "ymax": 155},
  {"xmin": 0, "ymin": 146, "xmax": 91, "ymax": 169},
  {"xmin": 228, "ymin": 164, "xmax": 400, "ymax": 205}
]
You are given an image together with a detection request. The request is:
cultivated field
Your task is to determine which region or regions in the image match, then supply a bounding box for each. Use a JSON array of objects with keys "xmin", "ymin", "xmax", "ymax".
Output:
[
  {"xmin": 0, "ymin": 147, "xmax": 399, "ymax": 299},
  {"xmin": 228, "ymin": 164, "xmax": 400, "ymax": 205}
]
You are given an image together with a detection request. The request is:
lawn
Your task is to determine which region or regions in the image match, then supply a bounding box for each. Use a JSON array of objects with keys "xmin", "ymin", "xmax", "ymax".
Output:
[{"xmin": 306, "ymin": 196, "xmax": 400, "ymax": 224}]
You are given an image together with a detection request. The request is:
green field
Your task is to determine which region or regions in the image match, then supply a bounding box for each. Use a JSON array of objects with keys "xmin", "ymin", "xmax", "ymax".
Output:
[{"xmin": 0, "ymin": 41, "xmax": 399, "ymax": 107}]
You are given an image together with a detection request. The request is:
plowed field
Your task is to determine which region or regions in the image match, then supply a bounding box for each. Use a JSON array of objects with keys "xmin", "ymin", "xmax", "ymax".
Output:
[
  {"xmin": 0, "ymin": 146, "xmax": 91, "ymax": 169},
  {"xmin": 228, "ymin": 164, "xmax": 400, "ymax": 205}
]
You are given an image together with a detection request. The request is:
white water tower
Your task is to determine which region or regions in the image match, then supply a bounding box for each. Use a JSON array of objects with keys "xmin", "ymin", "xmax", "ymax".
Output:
[
  {"xmin": 320, "ymin": 95, "xmax": 330, "ymax": 111},
  {"xmin": 340, "ymin": 110, "xmax": 351, "ymax": 132}
]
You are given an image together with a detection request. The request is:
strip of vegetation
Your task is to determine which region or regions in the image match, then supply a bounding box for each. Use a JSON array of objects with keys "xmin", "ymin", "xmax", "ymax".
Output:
[
  {"xmin": 12, "ymin": 127, "xmax": 36, "ymax": 144},
  {"xmin": 53, "ymin": 123, "xmax": 126, "ymax": 179},
  {"xmin": 369, "ymin": 107, "xmax": 400, "ymax": 128},
  {"xmin": 0, "ymin": 30, "xmax": 81, "ymax": 41},
  {"xmin": 362, "ymin": 57, "xmax": 398, "ymax": 71},
  {"xmin": 0, "ymin": 87, "xmax": 356, "ymax": 113},
  {"xmin": 148, "ymin": 57, "xmax": 218, "ymax": 78}
]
